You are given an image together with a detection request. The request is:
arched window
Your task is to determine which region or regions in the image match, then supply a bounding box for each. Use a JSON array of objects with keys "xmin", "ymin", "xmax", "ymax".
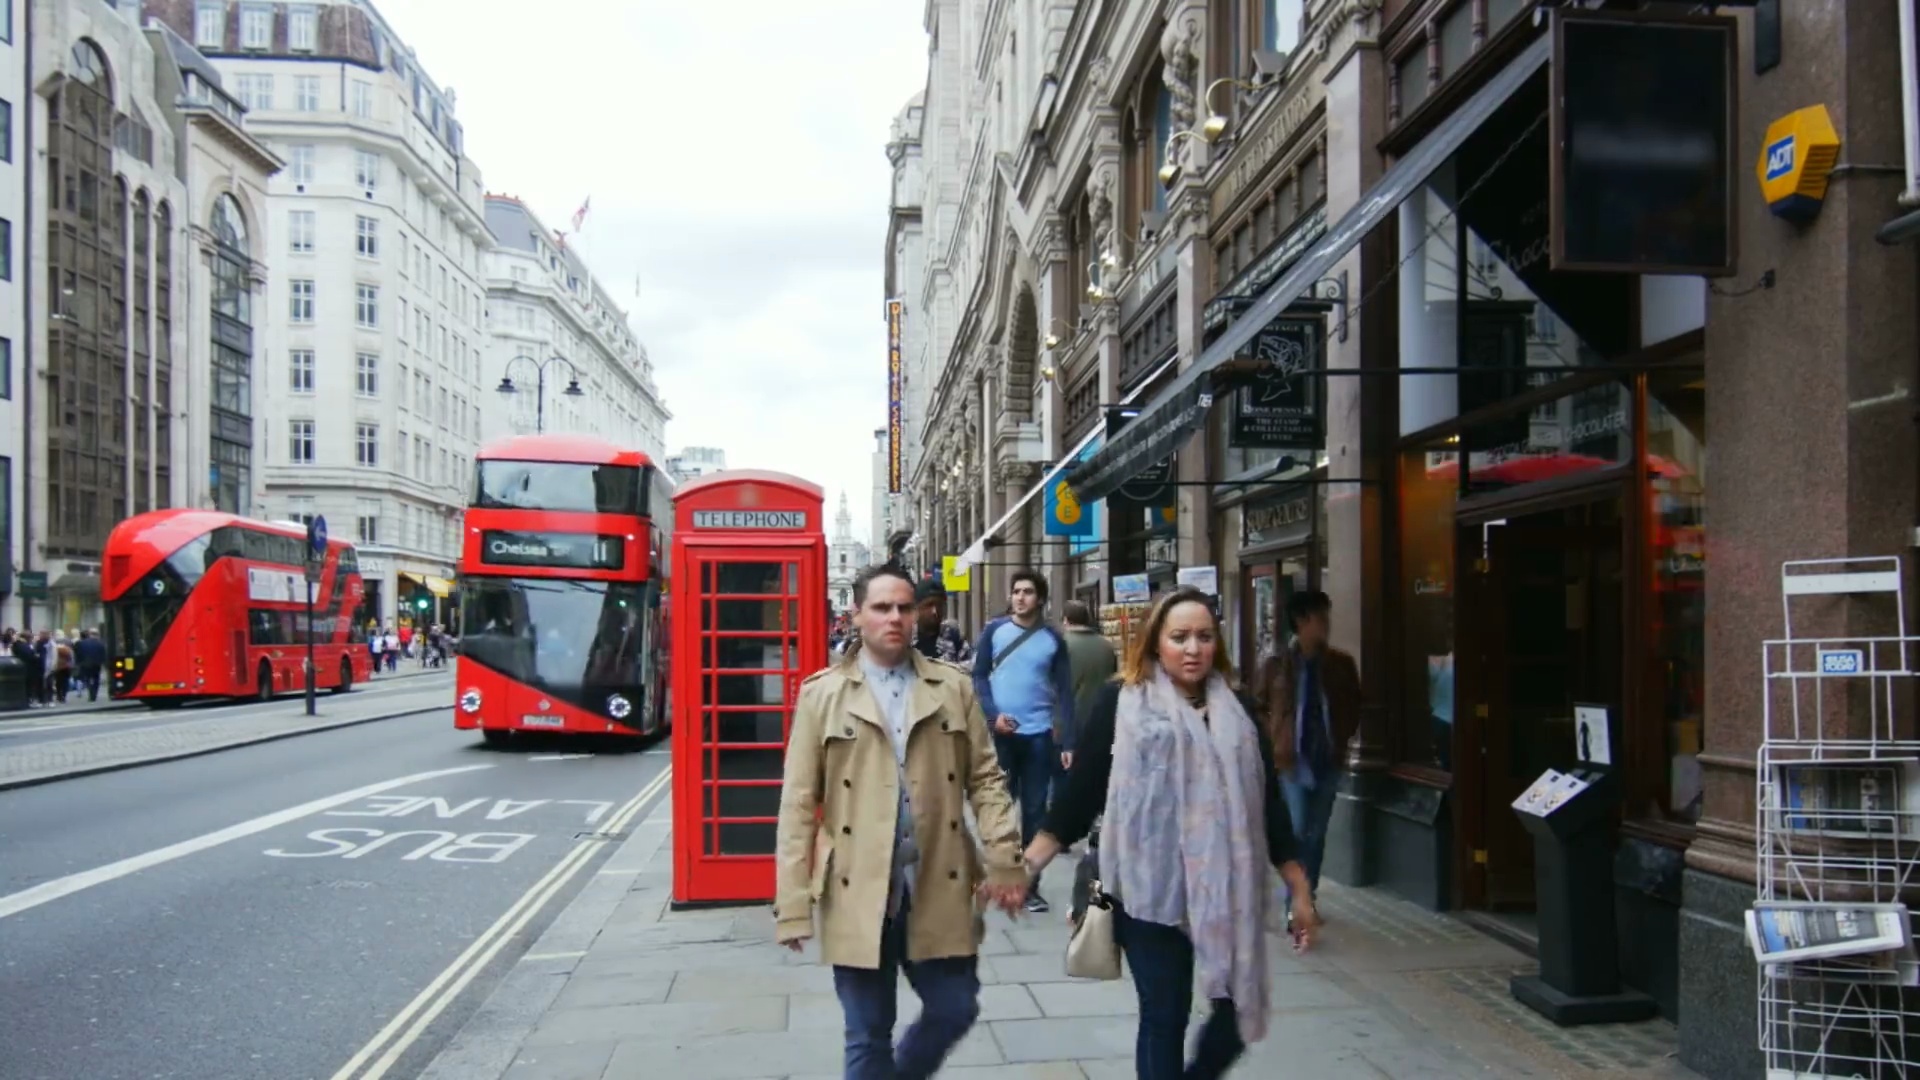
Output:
[
  {"xmin": 1152, "ymin": 83, "xmax": 1174, "ymax": 214},
  {"xmin": 69, "ymin": 39, "xmax": 112, "ymax": 99},
  {"xmin": 212, "ymin": 193, "xmax": 249, "ymax": 255}
]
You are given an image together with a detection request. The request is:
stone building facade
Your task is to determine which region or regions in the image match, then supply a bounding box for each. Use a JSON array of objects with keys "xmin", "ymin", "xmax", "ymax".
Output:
[{"xmin": 891, "ymin": 1, "xmax": 1920, "ymax": 1074}]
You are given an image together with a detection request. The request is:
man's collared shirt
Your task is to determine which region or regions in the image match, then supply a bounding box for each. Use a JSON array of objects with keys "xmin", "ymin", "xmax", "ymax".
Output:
[{"xmin": 859, "ymin": 651, "xmax": 920, "ymax": 916}]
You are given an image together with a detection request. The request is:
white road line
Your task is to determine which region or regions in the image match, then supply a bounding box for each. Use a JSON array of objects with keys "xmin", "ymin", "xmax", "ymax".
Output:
[
  {"xmin": 526, "ymin": 754, "xmax": 594, "ymax": 762},
  {"xmin": 331, "ymin": 766, "xmax": 672, "ymax": 1080},
  {"xmin": 519, "ymin": 950, "xmax": 587, "ymax": 962},
  {"xmin": 0, "ymin": 764, "xmax": 494, "ymax": 921}
]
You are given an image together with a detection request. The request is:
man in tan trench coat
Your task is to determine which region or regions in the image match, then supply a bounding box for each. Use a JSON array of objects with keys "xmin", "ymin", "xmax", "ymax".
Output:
[{"xmin": 776, "ymin": 563, "xmax": 1028, "ymax": 1079}]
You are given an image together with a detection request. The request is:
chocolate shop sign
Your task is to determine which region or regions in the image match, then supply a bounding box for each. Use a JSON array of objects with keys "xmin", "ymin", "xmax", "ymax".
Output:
[{"xmin": 1242, "ymin": 493, "xmax": 1312, "ymax": 548}]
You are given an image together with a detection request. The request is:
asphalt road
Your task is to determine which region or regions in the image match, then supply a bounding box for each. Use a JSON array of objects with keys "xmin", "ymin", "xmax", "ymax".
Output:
[
  {"xmin": 0, "ymin": 670, "xmax": 452, "ymax": 749},
  {"xmin": 0, "ymin": 706, "xmax": 671, "ymax": 1080}
]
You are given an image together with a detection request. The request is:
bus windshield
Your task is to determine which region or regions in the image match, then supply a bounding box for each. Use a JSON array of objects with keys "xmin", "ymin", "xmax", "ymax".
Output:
[
  {"xmin": 459, "ymin": 577, "xmax": 652, "ymax": 691},
  {"xmin": 473, "ymin": 460, "xmax": 644, "ymax": 515}
]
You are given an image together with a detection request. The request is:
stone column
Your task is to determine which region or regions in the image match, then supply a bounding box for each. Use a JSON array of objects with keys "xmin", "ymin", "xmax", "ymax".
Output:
[
  {"xmin": 1679, "ymin": 4, "xmax": 1919, "ymax": 1076},
  {"xmin": 1316, "ymin": 3, "xmax": 1391, "ymax": 891}
]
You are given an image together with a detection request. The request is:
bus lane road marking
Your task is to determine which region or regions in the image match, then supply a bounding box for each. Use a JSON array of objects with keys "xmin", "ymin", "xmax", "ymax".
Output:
[
  {"xmin": 260, "ymin": 797, "xmax": 624, "ymax": 865},
  {"xmin": 0, "ymin": 764, "xmax": 494, "ymax": 922},
  {"xmin": 329, "ymin": 766, "xmax": 672, "ymax": 1080}
]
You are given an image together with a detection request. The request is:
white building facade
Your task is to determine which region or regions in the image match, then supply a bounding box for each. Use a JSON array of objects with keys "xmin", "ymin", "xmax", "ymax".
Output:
[
  {"xmin": 146, "ymin": 0, "xmax": 495, "ymax": 629},
  {"xmin": 480, "ymin": 195, "xmax": 667, "ymax": 460},
  {"xmin": 145, "ymin": 23, "xmax": 279, "ymax": 527}
]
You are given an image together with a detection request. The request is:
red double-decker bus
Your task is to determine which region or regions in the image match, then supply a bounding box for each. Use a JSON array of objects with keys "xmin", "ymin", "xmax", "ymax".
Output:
[
  {"xmin": 454, "ymin": 434, "xmax": 673, "ymax": 744},
  {"xmin": 102, "ymin": 510, "xmax": 373, "ymax": 705}
]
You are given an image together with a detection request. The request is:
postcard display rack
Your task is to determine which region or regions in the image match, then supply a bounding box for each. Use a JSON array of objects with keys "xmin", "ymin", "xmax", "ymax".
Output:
[{"xmin": 1755, "ymin": 557, "xmax": 1920, "ymax": 1079}]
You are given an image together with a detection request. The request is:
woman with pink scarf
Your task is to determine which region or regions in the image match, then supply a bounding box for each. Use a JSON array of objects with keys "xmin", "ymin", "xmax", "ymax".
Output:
[{"xmin": 1023, "ymin": 586, "xmax": 1318, "ymax": 1079}]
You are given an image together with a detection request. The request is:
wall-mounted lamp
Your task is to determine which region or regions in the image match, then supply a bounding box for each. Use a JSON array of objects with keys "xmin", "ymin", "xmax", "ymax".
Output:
[
  {"xmin": 1200, "ymin": 78, "xmax": 1266, "ymax": 143},
  {"xmin": 1085, "ymin": 262, "xmax": 1108, "ymax": 302},
  {"xmin": 1158, "ymin": 130, "xmax": 1205, "ymax": 189},
  {"xmin": 1039, "ymin": 365, "xmax": 1056, "ymax": 383},
  {"xmin": 1043, "ymin": 318, "xmax": 1076, "ymax": 350}
]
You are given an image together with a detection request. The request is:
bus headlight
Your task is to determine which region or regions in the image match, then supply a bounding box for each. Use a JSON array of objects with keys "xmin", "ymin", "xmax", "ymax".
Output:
[
  {"xmin": 606, "ymin": 694, "xmax": 632, "ymax": 720},
  {"xmin": 459, "ymin": 689, "xmax": 483, "ymax": 714}
]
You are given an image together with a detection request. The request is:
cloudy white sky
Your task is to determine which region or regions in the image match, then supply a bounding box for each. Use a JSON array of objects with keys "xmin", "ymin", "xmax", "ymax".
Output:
[{"xmin": 374, "ymin": 0, "xmax": 928, "ymax": 544}]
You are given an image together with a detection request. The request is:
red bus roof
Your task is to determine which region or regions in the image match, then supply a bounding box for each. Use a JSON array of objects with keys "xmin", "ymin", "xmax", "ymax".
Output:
[
  {"xmin": 475, "ymin": 433, "xmax": 653, "ymax": 467},
  {"xmin": 102, "ymin": 509, "xmax": 356, "ymax": 599},
  {"xmin": 673, "ymin": 469, "xmax": 824, "ymax": 501}
]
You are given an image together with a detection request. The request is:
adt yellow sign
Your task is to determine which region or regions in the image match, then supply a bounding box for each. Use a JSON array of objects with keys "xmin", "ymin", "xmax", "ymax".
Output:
[{"xmin": 1758, "ymin": 105, "xmax": 1840, "ymax": 222}]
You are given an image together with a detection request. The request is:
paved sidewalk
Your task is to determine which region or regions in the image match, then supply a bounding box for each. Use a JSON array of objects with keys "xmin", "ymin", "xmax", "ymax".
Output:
[
  {"xmin": 425, "ymin": 800, "xmax": 1702, "ymax": 1080},
  {"xmin": 0, "ymin": 661, "xmax": 445, "ymax": 719},
  {"xmin": 0, "ymin": 674, "xmax": 452, "ymax": 790}
]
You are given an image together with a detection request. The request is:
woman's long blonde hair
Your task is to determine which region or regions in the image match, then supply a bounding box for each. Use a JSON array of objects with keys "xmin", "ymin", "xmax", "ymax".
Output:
[{"xmin": 1117, "ymin": 586, "xmax": 1236, "ymax": 687}]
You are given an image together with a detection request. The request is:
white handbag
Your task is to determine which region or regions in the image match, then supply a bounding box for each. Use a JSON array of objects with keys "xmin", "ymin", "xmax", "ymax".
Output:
[{"xmin": 1064, "ymin": 879, "xmax": 1122, "ymax": 980}]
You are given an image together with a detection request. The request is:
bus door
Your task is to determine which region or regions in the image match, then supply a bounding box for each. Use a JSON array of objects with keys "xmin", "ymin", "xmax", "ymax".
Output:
[{"xmin": 671, "ymin": 544, "xmax": 824, "ymax": 906}]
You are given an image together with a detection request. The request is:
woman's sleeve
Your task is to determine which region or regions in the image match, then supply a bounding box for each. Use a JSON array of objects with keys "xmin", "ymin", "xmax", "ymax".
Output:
[
  {"xmin": 1250, "ymin": 695, "xmax": 1302, "ymax": 868},
  {"xmin": 1041, "ymin": 681, "xmax": 1120, "ymax": 848}
]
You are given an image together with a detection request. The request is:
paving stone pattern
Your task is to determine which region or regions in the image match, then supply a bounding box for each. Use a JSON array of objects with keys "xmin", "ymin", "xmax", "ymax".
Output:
[
  {"xmin": 478, "ymin": 805, "xmax": 1710, "ymax": 1080},
  {"xmin": 0, "ymin": 681, "xmax": 452, "ymax": 787}
]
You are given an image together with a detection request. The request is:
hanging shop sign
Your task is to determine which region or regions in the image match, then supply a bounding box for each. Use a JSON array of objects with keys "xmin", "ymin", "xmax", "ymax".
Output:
[
  {"xmin": 1549, "ymin": 10, "xmax": 1738, "ymax": 275},
  {"xmin": 1229, "ymin": 317, "xmax": 1324, "ymax": 451},
  {"xmin": 886, "ymin": 298, "xmax": 904, "ymax": 494}
]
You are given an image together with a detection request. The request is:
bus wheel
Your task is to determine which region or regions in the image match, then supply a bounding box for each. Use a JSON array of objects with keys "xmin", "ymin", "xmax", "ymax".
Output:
[
  {"xmin": 482, "ymin": 729, "xmax": 511, "ymax": 748},
  {"xmin": 257, "ymin": 661, "xmax": 274, "ymax": 702},
  {"xmin": 331, "ymin": 657, "xmax": 353, "ymax": 694}
]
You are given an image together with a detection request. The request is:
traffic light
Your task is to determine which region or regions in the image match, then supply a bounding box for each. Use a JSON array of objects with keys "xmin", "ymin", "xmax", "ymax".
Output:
[{"xmin": 415, "ymin": 595, "xmax": 431, "ymax": 611}]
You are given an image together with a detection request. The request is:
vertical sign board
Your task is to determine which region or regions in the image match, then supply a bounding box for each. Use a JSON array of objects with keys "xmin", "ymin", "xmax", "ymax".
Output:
[
  {"xmin": 886, "ymin": 299, "xmax": 904, "ymax": 494},
  {"xmin": 1229, "ymin": 316, "xmax": 1325, "ymax": 450}
]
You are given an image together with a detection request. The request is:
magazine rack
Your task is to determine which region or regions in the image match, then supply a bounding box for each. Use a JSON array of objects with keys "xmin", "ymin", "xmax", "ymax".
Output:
[{"xmin": 1756, "ymin": 557, "xmax": 1920, "ymax": 1078}]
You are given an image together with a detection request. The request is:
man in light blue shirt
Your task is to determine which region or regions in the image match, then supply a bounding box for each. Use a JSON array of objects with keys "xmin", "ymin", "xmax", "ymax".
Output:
[{"xmin": 970, "ymin": 569, "xmax": 1075, "ymax": 913}]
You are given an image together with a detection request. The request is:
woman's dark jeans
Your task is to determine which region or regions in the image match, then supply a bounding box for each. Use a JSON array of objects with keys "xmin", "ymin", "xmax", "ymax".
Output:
[{"xmin": 1117, "ymin": 909, "xmax": 1246, "ymax": 1079}]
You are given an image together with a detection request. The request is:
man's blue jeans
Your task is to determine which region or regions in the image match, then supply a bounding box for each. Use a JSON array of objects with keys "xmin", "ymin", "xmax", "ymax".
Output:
[
  {"xmin": 1279, "ymin": 771, "xmax": 1339, "ymax": 907},
  {"xmin": 992, "ymin": 730, "xmax": 1053, "ymax": 850},
  {"xmin": 832, "ymin": 895, "xmax": 981, "ymax": 1080}
]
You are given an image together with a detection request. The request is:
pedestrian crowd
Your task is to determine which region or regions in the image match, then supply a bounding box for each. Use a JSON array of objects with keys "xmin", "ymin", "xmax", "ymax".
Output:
[
  {"xmin": 365, "ymin": 623, "xmax": 456, "ymax": 672},
  {"xmin": 782, "ymin": 563, "xmax": 1361, "ymax": 1079},
  {"xmin": 2, "ymin": 626, "xmax": 108, "ymax": 706}
]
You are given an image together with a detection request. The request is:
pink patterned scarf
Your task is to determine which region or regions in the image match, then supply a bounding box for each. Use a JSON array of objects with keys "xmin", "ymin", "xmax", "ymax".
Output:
[{"xmin": 1103, "ymin": 667, "xmax": 1270, "ymax": 1043}]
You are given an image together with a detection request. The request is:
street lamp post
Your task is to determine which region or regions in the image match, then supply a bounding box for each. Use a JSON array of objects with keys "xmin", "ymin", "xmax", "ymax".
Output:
[{"xmin": 495, "ymin": 354, "xmax": 586, "ymax": 433}]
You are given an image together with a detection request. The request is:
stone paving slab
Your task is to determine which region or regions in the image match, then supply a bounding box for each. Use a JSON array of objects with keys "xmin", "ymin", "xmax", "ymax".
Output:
[
  {"xmin": 425, "ymin": 797, "xmax": 1709, "ymax": 1080},
  {"xmin": 0, "ymin": 679, "xmax": 452, "ymax": 789}
]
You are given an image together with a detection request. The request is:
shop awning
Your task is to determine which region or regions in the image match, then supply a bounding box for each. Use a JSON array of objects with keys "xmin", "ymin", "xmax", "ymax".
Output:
[
  {"xmin": 424, "ymin": 576, "xmax": 454, "ymax": 598},
  {"xmin": 1062, "ymin": 34, "xmax": 1551, "ymax": 501},
  {"xmin": 953, "ymin": 353, "xmax": 1181, "ymax": 572}
]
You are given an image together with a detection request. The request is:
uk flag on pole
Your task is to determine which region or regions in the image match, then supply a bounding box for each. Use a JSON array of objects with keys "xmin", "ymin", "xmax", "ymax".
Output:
[{"xmin": 570, "ymin": 197, "xmax": 591, "ymax": 232}]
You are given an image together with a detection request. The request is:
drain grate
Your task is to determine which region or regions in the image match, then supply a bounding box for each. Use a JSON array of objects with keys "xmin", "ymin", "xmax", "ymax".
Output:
[{"xmin": 574, "ymin": 831, "xmax": 628, "ymax": 841}]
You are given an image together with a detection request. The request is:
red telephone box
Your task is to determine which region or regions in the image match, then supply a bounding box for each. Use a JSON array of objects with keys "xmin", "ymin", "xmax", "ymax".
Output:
[{"xmin": 670, "ymin": 470, "xmax": 827, "ymax": 907}]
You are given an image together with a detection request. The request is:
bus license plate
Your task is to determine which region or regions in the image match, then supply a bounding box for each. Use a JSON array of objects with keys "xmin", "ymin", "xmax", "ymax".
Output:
[{"xmin": 521, "ymin": 714, "xmax": 564, "ymax": 728}]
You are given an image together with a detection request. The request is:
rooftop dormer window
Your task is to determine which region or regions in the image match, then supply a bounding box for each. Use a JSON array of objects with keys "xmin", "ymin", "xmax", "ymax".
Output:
[
  {"xmin": 288, "ymin": 6, "xmax": 316, "ymax": 52},
  {"xmin": 240, "ymin": 5, "xmax": 271, "ymax": 50},
  {"xmin": 195, "ymin": 2, "xmax": 225, "ymax": 50}
]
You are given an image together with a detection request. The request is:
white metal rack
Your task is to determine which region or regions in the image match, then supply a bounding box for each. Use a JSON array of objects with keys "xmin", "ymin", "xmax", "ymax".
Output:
[{"xmin": 1757, "ymin": 557, "xmax": 1920, "ymax": 1079}]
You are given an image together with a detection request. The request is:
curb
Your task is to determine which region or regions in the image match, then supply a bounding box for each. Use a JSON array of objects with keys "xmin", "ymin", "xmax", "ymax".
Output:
[
  {"xmin": 0, "ymin": 701, "xmax": 449, "ymax": 793},
  {"xmin": 416, "ymin": 792, "xmax": 677, "ymax": 1080}
]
